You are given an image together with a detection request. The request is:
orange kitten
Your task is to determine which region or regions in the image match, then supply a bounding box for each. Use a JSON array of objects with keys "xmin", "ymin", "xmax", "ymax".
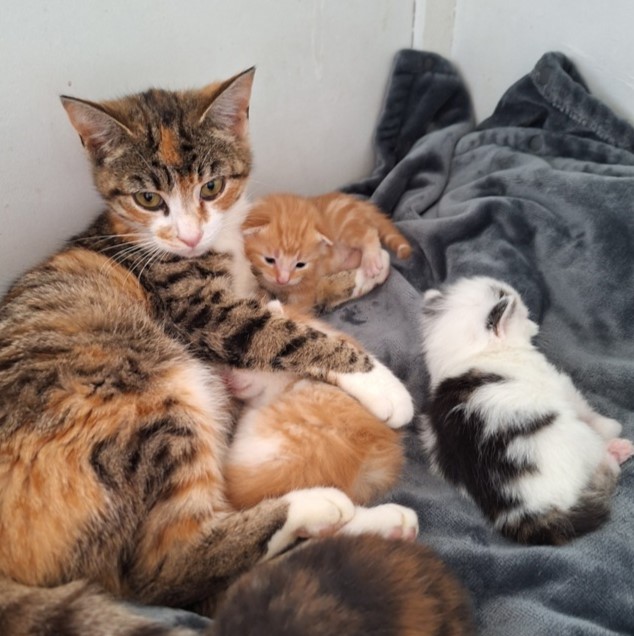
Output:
[
  {"xmin": 242, "ymin": 192, "xmax": 412, "ymax": 313},
  {"xmin": 223, "ymin": 301, "xmax": 404, "ymax": 511}
]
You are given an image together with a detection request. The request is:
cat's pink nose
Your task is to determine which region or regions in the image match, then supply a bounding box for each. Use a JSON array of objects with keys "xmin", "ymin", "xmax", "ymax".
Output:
[
  {"xmin": 276, "ymin": 272, "xmax": 290, "ymax": 285},
  {"xmin": 179, "ymin": 230, "xmax": 203, "ymax": 248}
]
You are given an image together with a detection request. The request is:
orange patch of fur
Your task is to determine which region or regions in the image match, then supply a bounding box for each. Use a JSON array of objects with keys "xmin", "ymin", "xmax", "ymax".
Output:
[
  {"xmin": 224, "ymin": 381, "xmax": 403, "ymax": 509},
  {"xmin": 158, "ymin": 126, "xmax": 182, "ymax": 165}
]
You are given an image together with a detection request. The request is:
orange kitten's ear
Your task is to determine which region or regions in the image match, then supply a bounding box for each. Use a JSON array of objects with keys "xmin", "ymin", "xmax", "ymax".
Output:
[
  {"xmin": 199, "ymin": 67, "xmax": 255, "ymax": 138},
  {"xmin": 242, "ymin": 209, "xmax": 270, "ymax": 236},
  {"xmin": 315, "ymin": 226, "xmax": 334, "ymax": 247},
  {"xmin": 60, "ymin": 96, "xmax": 133, "ymax": 154}
]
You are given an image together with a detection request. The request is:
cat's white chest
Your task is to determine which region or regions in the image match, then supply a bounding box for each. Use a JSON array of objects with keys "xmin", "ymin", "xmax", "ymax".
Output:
[{"xmin": 213, "ymin": 203, "xmax": 259, "ymax": 299}]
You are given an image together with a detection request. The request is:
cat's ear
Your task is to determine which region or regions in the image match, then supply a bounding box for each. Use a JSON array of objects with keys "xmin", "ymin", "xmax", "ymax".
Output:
[
  {"xmin": 316, "ymin": 230, "xmax": 333, "ymax": 247},
  {"xmin": 199, "ymin": 67, "xmax": 255, "ymax": 137},
  {"xmin": 61, "ymin": 96, "xmax": 133, "ymax": 154},
  {"xmin": 487, "ymin": 297, "xmax": 515, "ymax": 338},
  {"xmin": 242, "ymin": 212, "xmax": 269, "ymax": 236},
  {"xmin": 422, "ymin": 288, "xmax": 443, "ymax": 317}
]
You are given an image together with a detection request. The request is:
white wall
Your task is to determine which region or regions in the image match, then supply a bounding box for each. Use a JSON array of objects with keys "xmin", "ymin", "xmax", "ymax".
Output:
[
  {"xmin": 416, "ymin": 0, "xmax": 634, "ymax": 124},
  {"xmin": 0, "ymin": 0, "xmax": 416, "ymax": 291},
  {"xmin": 4, "ymin": 0, "xmax": 634, "ymax": 293}
]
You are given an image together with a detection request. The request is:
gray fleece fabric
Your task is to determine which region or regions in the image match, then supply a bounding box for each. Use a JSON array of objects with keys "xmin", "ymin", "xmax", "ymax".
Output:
[{"xmin": 325, "ymin": 49, "xmax": 634, "ymax": 635}]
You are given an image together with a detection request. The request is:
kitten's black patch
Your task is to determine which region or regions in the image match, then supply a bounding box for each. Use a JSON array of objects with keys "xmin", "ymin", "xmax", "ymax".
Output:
[
  {"xmin": 501, "ymin": 463, "xmax": 616, "ymax": 545},
  {"xmin": 428, "ymin": 370, "xmax": 555, "ymax": 522}
]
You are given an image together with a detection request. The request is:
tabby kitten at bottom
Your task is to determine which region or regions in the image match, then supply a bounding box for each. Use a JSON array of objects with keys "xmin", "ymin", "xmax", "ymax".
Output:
[
  {"xmin": 242, "ymin": 191, "xmax": 412, "ymax": 313},
  {"xmin": 214, "ymin": 534, "xmax": 474, "ymax": 636},
  {"xmin": 0, "ymin": 66, "xmax": 417, "ymax": 627}
]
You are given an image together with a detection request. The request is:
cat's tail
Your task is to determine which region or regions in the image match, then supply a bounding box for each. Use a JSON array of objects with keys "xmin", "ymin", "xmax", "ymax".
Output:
[
  {"xmin": 0, "ymin": 577, "xmax": 212, "ymax": 636},
  {"xmin": 499, "ymin": 460, "xmax": 618, "ymax": 545},
  {"xmin": 372, "ymin": 210, "xmax": 412, "ymax": 260}
]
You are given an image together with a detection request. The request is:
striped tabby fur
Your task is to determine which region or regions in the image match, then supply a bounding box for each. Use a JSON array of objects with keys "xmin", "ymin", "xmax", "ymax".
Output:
[{"xmin": 0, "ymin": 68, "xmax": 415, "ymax": 630}]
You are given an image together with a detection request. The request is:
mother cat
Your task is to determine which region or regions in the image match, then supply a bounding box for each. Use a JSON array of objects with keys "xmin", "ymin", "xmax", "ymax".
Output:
[{"xmin": 0, "ymin": 68, "xmax": 415, "ymax": 624}]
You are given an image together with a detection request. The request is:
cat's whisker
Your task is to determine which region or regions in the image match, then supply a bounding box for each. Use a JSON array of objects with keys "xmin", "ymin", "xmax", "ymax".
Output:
[{"xmin": 137, "ymin": 247, "xmax": 166, "ymax": 282}]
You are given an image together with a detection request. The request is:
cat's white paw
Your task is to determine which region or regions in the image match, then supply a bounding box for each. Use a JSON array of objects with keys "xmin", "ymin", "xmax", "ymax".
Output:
[
  {"xmin": 336, "ymin": 360, "xmax": 414, "ymax": 428},
  {"xmin": 339, "ymin": 504, "xmax": 419, "ymax": 541},
  {"xmin": 266, "ymin": 299, "xmax": 285, "ymax": 315},
  {"xmin": 266, "ymin": 488, "xmax": 355, "ymax": 558},
  {"xmin": 353, "ymin": 250, "xmax": 390, "ymax": 297},
  {"xmin": 590, "ymin": 415, "xmax": 622, "ymax": 439}
]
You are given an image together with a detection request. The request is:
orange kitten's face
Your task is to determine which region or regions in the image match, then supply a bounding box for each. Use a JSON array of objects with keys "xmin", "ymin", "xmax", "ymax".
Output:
[
  {"xmin": 62, "ymin": 70, "xmax": 255, "ymax": 258},
  {"xmin": 243, "ymin": 195, "xmax": 331, "ymax": 291}
]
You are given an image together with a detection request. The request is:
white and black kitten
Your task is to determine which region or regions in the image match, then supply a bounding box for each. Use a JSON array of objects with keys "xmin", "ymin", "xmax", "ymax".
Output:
[{"xmin": 419, "ymin": 276, "xmax": 633, "ymax": 545}]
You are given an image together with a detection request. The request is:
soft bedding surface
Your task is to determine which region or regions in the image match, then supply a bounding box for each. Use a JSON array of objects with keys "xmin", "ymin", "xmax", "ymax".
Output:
[{"xmin": 324, "ymin": 50, "xmax": 634, "ymax": 635}]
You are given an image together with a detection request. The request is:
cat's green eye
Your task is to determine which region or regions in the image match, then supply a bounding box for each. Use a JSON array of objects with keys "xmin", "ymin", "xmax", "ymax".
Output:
[
  {"xmin": 200, "ymin": 178, "xmax": 225, "ymax": 201},
  {"xmin": 264, "ymin": 256, "xmax": 276, "ymax": 264},
  {"xmin": 133, "ymin": 191, "xmax": 163, "ymax": 211},
  {"xmin": 295, "ymin": 262, "xmax": 306, "ymax": 269}
]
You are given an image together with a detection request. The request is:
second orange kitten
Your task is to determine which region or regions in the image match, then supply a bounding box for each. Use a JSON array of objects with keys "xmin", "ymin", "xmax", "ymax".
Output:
[
  {"xmin": 223, "ymin": 301, "xmax": 405, "ymax": 513},
  {"xmin": 242, "ymin": 192, "xmax": 412, "ymax": 313}
]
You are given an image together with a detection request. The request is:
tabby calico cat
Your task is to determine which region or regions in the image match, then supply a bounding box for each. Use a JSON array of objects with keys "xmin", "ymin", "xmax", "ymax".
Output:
[
  {"xmin": 242, "ymin": 191, "xmax": 412, "ymax": 313},
  {"xmin": 223, "ymin": 301, "xmax": 405, "ymax": 511},
  {"xmin": 0, "ymin": 67, "xmax": 416, "ymax": 626},
  {"xmin": 214, "ymin": 534, "xmax": 474, "ymax": 636}
]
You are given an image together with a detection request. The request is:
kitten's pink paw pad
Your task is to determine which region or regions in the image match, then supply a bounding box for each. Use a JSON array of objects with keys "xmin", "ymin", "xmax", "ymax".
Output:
[
  {"xmin": 353, "ymin": 251, "xmax": 391, "ymax": 298},
  {"xmin": 339, "ymin": 503, "xmax": 419, "ymax": 541},
  {"xmin": 607, "ymin": 438, "xmax": 634, "ymax": 465},
  {"xmin": 362, "ymin": 251, "xmax": 385, "ymax": 278}
]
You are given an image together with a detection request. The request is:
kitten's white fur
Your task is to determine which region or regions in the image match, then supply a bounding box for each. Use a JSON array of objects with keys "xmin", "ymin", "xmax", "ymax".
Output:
[{"xmin": 420, "ymin": 276, "xmax": 631, "ymax": 526}]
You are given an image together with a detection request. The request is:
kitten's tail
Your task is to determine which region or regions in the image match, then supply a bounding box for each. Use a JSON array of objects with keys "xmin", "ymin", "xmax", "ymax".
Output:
[
  {"xmin": 0, "ymin": 577, "xmax": 211, "ymax": 636},
  {"xmin": 372, "ymin": 211, "xmax": 412, "ymax": 260},
  {"xmin": 500, "ymin": 461, "xmax": 618, "ymax": 545}
]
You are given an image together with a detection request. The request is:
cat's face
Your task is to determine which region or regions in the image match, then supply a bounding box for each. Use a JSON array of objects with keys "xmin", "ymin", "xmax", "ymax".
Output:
[
  {"xmin": 421, "ymin": 277, "xmax": 538, "ymax": 375},
  {"xmin": 61, "ymin": 69, "xmax": 254, "ymax": 258},
  {"xmin": 242, "ymin": 195, "xmax": 331, "ymax": 291}
]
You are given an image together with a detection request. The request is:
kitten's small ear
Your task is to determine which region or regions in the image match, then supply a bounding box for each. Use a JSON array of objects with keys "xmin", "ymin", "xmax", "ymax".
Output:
[
  {"xmin": 60, "ymin": 96, "xmax": 133, "ymax": 154},
  {"xmin": 316, "ymin": 231, "xmax": 333, "ymax": 247},
  {"xmin": 242, "ymin": 209, "xmax": 270, "ymax": 236},
  {"xmin": 422, "ymin": 288, "xmax": 443, "ymax": 317},
  {"xmin": 487, "ymin": 297, "xmax": 515, "ymax": 338},
  {"xmin": 423, "ymin": 289, "xmax": 442, "ymax": 303},
  {"xmin": 199, "ymin": 67, "xmax": 255, "ymax": 137}
]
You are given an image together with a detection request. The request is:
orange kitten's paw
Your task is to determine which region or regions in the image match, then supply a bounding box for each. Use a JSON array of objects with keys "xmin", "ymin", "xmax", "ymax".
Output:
[
  {"xmin": 339, "ymin": 504, "xmax": 419, "ymax": 541},
  {"xmin": 361, "ymin": 247, "xmax": 387, "ymax": 278},
  {"xmin": 353, "ymin": 250, "xmax": 390, "ymax": 298},
  {"xmin": 336, "ymin": 360, "xmax": 414, "ymax": 428},
  {"xmin": 266, "ymin": 488, "xmax": 355, "ymax": 558}
]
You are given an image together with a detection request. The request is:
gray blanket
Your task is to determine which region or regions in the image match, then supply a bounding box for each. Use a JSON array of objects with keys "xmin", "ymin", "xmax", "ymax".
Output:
[{"xmin": 325, "ymin": 50, "xmax": 634, "ymax": 635}]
